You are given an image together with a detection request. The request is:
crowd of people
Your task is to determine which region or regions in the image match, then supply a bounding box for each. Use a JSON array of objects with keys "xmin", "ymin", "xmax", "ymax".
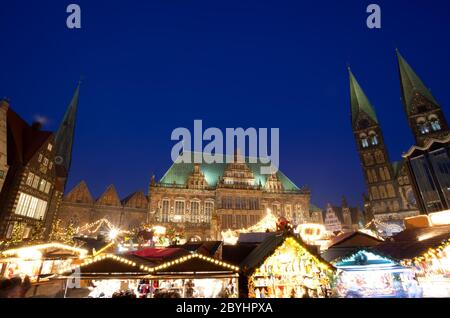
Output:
[{"xmin": 0, "ymin": 276, "xmax": 31, "ymax": 298}]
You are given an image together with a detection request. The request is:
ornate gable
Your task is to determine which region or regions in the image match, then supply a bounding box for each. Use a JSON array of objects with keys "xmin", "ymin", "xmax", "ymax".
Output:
[
  {"xmin": 221, "ymin": 151, "xmax": 255, "ymax": 186},
  {"xmin": 265, "ymin": 173, "xmax": 284, "ymax": 193},
  {"xmin": 64, "ymin": 181, "xmax": 94, "ymax": 204},
  {"xmin": 187, "ymin": 164, "xmax": 208, "ymax": 189},
  {"xmin": 96, "ymin": 185, "xmax": 121, "ymax": 207}
]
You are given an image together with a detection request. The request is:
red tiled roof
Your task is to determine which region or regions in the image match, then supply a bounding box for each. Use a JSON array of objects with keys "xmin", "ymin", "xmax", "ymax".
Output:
[
  {"xmin": 7, "ymin": 107, "xmax": 52, "ymax": 165},
  {"xmin": 129, "ymin": 247, "xmax": 188, "ymax": 261}
]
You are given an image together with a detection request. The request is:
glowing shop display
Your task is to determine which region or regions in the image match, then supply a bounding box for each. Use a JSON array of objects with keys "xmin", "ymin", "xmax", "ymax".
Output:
[
  {"xmin": 334, "ymin": 251, "xmax": 420, "ymax": 298},
  {"xmin": 152, "ymin": 278, "xmax": 238, "ymax": 298},
  {"xmin": 83, "ymin": 277, "xmax": 238, "ymax": 298},
  {"xmin": 429, "ymin": 210, "xmax": 450, "ymax": 226},
  {"xmin": 221, "ymin": 209, "xmax": 284, "ymax": 245},
  {"xmin": 409, "ymin": 238, "xmax": 450, "ymax": 297},
  {"xmin": 295, "ymin": 224, "xmax": 327, "ymax": 244},
  {"xmin": 249, "ymin": 238, "xmax": 332, "ymax": 298}
]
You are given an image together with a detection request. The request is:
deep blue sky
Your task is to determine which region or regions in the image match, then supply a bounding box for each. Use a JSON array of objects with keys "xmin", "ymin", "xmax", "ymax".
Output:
[{"xmin": 1, "ymin": 1, "xmax": 449, "ymax": 208}]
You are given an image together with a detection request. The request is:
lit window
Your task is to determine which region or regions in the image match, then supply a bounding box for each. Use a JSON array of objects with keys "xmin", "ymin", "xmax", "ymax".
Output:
[
  {"xmin": 39, "ymin": 179, "xmax": 46, "ymax": 192},
  {"xmin": 43, "ymin": 158, "xmax": 49, "ymax": 167},
  {"xmin": 191, "ymin": 201, "xmax": 200, "ymax": 223},
  {"xmin": 431, "ymin": 119, "xmax": 441, "ymax": 132},
  {"xmin": 26, "ymin": 173, "xmax": 34, "ymax": 186},
  {"xmin": 361, "ymin": 138, "xmax": 369, "ymax": 148},
  {"xmin": 205, "ymin": 202, "xmax": 214, "ymax": 223},
  {"xmin": 47, "ymin": 144, "xmax": 53, "ymax": 151},
  {"xmin": 161, "ymin": 200, "xmax": 169, "ymax": 222},
  {"xmin": 32, "ymin": 175, "xmax": 40, "ymax": 189},
  {"xmin": 371, "ymin": 135, "xmax": 379, "ymax": 146},
  {"xmin": 44, "ymin": 182, "xmax": 52, "ymax": 194},
  {"xmin": 418, "ymin": 123, "xmax": 430, "ymax": 135},
  {"xmin": 174, "ymin": 201, "xmax": 185, "ymax": 222},
  {"xmin": 49, "ymin": 162, "xmax": 53, "ymax": 170},
  {"xmin": 38, "ymin": 154, "xmax": 43, "ymax": 163},
  {"xmin": 15, "ymin": 192, "xmax": 47, "ymax": 220}
]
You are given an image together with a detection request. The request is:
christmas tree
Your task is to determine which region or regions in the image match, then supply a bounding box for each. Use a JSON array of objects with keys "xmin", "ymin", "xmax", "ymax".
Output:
[
  {"xmin": 30, "ymin": 221, "xmax": 45, "ymax": 243},
  {"xmin": 8, "ymin": 222, "xmax": 25, "ymax": 247},
  {"xmin": 49, "ymin": 218, "xmax": 63, "ymax": 242}
]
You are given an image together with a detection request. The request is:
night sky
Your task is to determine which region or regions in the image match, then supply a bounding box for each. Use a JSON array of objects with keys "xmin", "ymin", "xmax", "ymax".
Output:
[{"xmin": 1, "ymin": 1, "xmax": 449, "ymax": 209}]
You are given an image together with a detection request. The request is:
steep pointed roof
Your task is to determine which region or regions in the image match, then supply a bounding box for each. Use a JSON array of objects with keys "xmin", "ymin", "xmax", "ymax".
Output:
[
  {"xmin": 349, "ymin": 68, "xmax": 378, "ymax": 126},
  {"xmin": 64, "ymin": 180, "xmax": 94, "ymax": 204},
  {"xmin": 396, "ymin": 50, "xmax": 439, "ymax": 112},
  {"xmin": 54, "ymin": 82, "xmax": 80, "ymax": 176},
  {"xmin": 96, "ymin": 185, "xmax": 122, "ymax": 207},
  {"xmin": 121, "ymin": 191, "xmax": 148, "ymax": 208}
]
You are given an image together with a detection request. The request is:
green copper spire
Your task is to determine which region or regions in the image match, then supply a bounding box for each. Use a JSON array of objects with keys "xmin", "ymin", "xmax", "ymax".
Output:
[
  {"xmin": 396, "ymin": 49, "xmax": 439, "ymax": 112},
  {"xmin": 349, "ymin": 68, "xmax": 378, "ymax": 127},
  {"xmin": 54, "ymin": 82, "xmax": 80, "ymax": 175}
]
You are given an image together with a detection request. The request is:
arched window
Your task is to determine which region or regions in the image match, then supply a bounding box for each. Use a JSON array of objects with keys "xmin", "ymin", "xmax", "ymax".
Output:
[
  {"xmin": 369, "ymin": 131, "xmax": 379, "ymax": 146},
  {"xmin": 387, "ymin": 184, "xmax": 396, "ymax": 198},
  {"xmin": 361, "ymin": 138, "xmax": 369, "ymax": 148},
  {"xmin": 417, "ymin": 117, "xmax": 430, "ymax": 135},
  {"xmin": 360, "ymin": 133, "xmax": 369, "ymax": 148},
  {"xmin": 384, "ymin": 167, "xmax": 391, "ymax": 180},
  {"xmin": 379, "ymin": 186, "xmax": 388, "ymax": 199},
  {"xmin": 429, "ymin": 115, "xmax": 441, "ymax": 132},
  {"xmin": 371, "ymin": 187, "xmax": 380, "ymax": 200},
  {"xmin": 190, "ymin": 201, "xmax": 200, "ymax": 223}
]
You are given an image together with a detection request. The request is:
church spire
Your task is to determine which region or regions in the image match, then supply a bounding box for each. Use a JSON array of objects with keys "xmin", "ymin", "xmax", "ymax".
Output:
[
  {"xmin": 349, "ymin": 68, "xmax": 378, "ymax": 128},
  {"xmin": 54, "ymin": 81, "xmax": 80, "ymax": 177},
  {"xmin": 396, "ymin": 49, "xmax": 439, "ymax": 113}
]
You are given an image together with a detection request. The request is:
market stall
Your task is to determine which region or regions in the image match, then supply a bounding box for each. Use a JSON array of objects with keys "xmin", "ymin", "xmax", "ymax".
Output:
[
  {"xmin": 140, "ymin": 253, "xmax": 239, "ymax": 298},
  {"xmin": 374, "ymin": 225, "xmax": 450, "ymax": 297},
  {"xmin": 333, "ymin": 250, "xmax": 419, "ymax": 298},
  {"xmin": 58, "ymin": 250, "xmax": 239, "ymax": 298},
  {"xmin": 0, "ymin": 243, "xmax": 88, "ymax": 283},
  {"xmin": 404, "ymin": 237, "xmax": 450, "ymax": 297},
  {"xmin": 239, "ymin": 233, "xmax": 334, "ymax": 298}
]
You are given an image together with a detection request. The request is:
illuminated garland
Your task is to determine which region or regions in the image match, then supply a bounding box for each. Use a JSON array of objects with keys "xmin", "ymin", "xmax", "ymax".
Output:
[
  {"xmin": 71, "ymin": 254, "xmax": 138, "ymax": 273},
  {"xmin": 77, "ymin": 219, "xmax": 115, "ymax": 234},
  {"xmin": 411, "ymin": 237, "xmax": 450, "ymax": 263},
  {"xmin": 1, "ymin": 242, "xmax": 88, "ymax": 259},
  {"xmin": 246, "ymin": 236, "xmax": 333, "ymax": 275},
  {"xmin": 140, "ymin": 253, "xmax": 240, "ymax": 272},
  {"xmin": 70, "ymin": 253, "xmax": 239, "ymax": 274}
]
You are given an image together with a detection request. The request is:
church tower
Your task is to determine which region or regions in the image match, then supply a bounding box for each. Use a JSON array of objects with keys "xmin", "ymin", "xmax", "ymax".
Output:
[
  {"xmin": 349, "ymin": 69, "xmax": 402, "ymax": 215},
  {"xmin": 45, "ymin": 83, "xmax": 81, "ymax": 236},
  {"xmin": 396, "ymin": 50, "xmax": 449, "ymax": 147}
]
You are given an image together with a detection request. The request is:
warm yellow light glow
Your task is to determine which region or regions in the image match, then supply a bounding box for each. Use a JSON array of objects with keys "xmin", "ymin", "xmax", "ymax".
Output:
[
  {"xmin": 152, "ymin": 226, "xmax": 167, "ymax": 236},
  {"xmin": 1, "ymin": 243, "xmax": 88, "ymax": 259},
  {"xmin": 429, "ymin": 210, "xmax": 450, "ymax": 226},
  {"xmin": 221, "ymin": 209, "xmax": 279, "ymax": 245},
  {"xmin": 109, "ymin": 229, "xmax": 119, "ymax": 241}
]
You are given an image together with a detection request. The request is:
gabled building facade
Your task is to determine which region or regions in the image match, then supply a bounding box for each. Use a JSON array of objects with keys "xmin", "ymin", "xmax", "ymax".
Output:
[
  {"xmin": 322, "ymin": 198, "xmax": 365, "ymax": 233},
  {"xmin": 57, "ymin": 181, "xmax": 148, "ymax": 231},
  {"xmin": 149, "ymin": 151, "xmax": 313, "ymax": 240},
  {"xmin": 0, "ymin": 102, "xmax": 57, "ymax": 239},
  {"xmin": 0, "ymin": 84, "xmax": 80, "ymax": 240}
]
